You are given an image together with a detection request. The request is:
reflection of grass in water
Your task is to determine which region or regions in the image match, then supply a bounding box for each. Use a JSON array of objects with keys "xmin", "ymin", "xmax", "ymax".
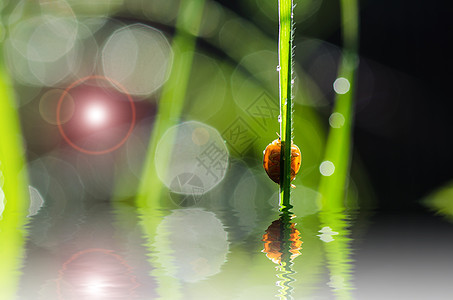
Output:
[
  {"xmin": 0, "ymin": 59, "xmax": 29, "ymax": 300},
  {"xmin": 272, "ymin": 209, "xmax": 301, "ymax": 300},
  {"xmin": 423, "ymin": 181, "xmax": 453, "ymax": 222},
  {"xmin": 319, "ymin": 211, "xmax": 356, "ymax": 298},
  {"xmin": 261, "ymin": 209, "xmax": 301, "ymax": 299}
]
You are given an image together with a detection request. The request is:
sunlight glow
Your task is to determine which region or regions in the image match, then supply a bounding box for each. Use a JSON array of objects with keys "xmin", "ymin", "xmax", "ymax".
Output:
[
  {"xmin": 85, "ymin": 103, "xmax": 107, "ymax": 126},
  {"xmin": 84, "ymin": 276, "xmax": 108, "ymax": 296}
]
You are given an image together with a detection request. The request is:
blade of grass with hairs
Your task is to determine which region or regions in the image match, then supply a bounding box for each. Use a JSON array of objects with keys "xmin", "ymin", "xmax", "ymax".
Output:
[{"xmin": 278, "ymin": 0, "xmax": 295, "ymax": 211}]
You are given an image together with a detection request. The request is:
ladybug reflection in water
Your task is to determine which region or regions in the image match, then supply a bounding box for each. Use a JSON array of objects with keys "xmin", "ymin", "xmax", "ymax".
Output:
[{"xmin": 263, "ymin": 138, "xmax": 301, "ymax": 187}]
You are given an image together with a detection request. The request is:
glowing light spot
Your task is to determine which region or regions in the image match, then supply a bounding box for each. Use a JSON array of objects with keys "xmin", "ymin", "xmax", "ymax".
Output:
[
  {"xmin": 319, "ymin": 161, "xmax": 335, "ymax": 176},
  {"xmin": 317, "ymin": 226, "xmax": 339, "ymax": 243},
  {"xmin": 333, "ymin": 77, "xmax": 350, "ymax": 94},
  {"xmin": 84, "ymin": 276, "xmax": 107, "ymax": 296},
  {"xmin": 329, "ymin": 112, "xmax": 345, "ymax": 128},
  {"xmin": 56, "ymin": 248, "xmax": 139, "ymax": 299},
  {"xmin": 57, "ymin": 76, "xmax": 136, "ymax": 155},
  {"xmin": 85, "ymin": 103, "xmax": 107, "ymax": 126}
]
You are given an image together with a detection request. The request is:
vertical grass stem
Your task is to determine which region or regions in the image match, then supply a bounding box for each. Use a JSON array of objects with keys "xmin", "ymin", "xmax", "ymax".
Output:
[{"xmin": 278, "ymin": 0, "xmax": 294, "ymax": 209}]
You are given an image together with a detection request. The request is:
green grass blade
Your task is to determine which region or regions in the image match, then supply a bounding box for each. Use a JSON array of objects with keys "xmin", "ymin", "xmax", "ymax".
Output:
[
  {"xmin": 278, "ymin": 0, "xmax": 294, "ymax": 209},
  {"xmin": 0, "ymin": 57, "xmax": 29, "ymax": 300},
  {"xmin": 136, "ymin": 0, "xmax": 206, "ymax": 207},
  {"xmin": 317, "ymin": 0, "xmax": 359, "ymax": 211}
]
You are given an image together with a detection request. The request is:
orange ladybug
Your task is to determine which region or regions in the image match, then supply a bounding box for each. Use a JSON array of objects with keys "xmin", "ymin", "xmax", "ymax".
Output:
[{"xmin": 263, "ymin": 138, "xmax": 301, "ymax": 187}]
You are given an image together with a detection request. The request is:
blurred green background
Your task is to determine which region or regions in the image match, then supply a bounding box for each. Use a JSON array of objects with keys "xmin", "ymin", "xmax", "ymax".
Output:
[{"xmin": 1, "ymin": 0, "xmax": 453, "ymax": 299}]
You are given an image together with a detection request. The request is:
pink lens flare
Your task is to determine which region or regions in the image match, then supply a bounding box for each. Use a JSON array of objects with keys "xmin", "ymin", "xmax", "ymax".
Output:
[
  {"xmin": 56, "ymin": 248, "xmax": 140, "ymax": 300},
  {"xmin": 84, "ymin": 102, "xmax": 108, "ymax": 127},
  {"xmin": 56, "ymin": 75, "xmax": 136, "ymax": 155}
]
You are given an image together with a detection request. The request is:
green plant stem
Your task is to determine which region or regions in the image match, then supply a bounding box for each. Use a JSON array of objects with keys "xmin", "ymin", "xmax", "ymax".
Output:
[
  {"xmin": 136, "ymin": 0, "xmax": 206, "ymax": 208},
  {"xmin": 278, "ymin": 0, "xmax": 294, "ymax": 210},
  {"xmin": 0, "ymin": 58, "xmax": 29, "ymax": 300},
  {"xmin": 317, "ymin": 0, "xmax": 359, "ymax": 211}
]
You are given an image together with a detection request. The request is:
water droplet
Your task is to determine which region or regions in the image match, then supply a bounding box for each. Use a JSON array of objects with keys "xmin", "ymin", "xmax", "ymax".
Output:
[
  {"xmin": 276, "ymin": 65, "xmax": 281, "ymax": 72},
  {"xmin": 291, "ymin": 79, "xmax": 295, "ymax": 85},
  {"xmin": 278, "ymin": 115, "xmax": 282, "ymax": 123}
]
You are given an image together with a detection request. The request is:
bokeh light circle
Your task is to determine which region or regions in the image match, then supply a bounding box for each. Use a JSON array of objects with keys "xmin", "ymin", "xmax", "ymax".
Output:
[
  {"xmin": 9, "ymin": 15, "xmax": 78, "ymax": 63},
  {"xmin": 57, "ymin": 75, "xmax": 136, "ymax": 155},
  {"xmin": 155, "ymin": 121, "xmax": 229, "ymax": 196},
  {"xmin": 329, "ymin": 112, "xmax": 345, "ymax": 128},
  {"xmin": 5, "ymin": 16, "xmax": 97, "ymax": 87},
  {"xmin": 319, "ymin": 160, "xmax": 335, "ymax": 176},
  {"xmin": 154, "ymin": 208, "xmax": 230, "ymax": 282},
  {"xmin": 102, "ymin": 23, "xmax": 173, "ymax": 97},
  {"xmin": 333, "ymin": 77, "xmax": 350, "ymax": 94},
  {"xmin": 40, "ymin": 89, "xmax": 75, "ymax": 125}
]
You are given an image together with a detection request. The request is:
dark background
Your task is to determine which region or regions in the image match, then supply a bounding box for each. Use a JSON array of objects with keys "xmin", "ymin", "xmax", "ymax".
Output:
[
  {"xmin": 357, "ymin": 0, "xmax": 452, "ymax": 209},
  {"xmin": 220, "ymin": 0, "xmax": 453, "ymax": 210}
]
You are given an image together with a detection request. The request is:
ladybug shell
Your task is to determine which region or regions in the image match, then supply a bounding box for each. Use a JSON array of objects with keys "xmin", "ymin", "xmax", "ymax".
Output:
[{"xmin": 263, "ymin": 139, "xmax": 301, "ymax": 184}]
